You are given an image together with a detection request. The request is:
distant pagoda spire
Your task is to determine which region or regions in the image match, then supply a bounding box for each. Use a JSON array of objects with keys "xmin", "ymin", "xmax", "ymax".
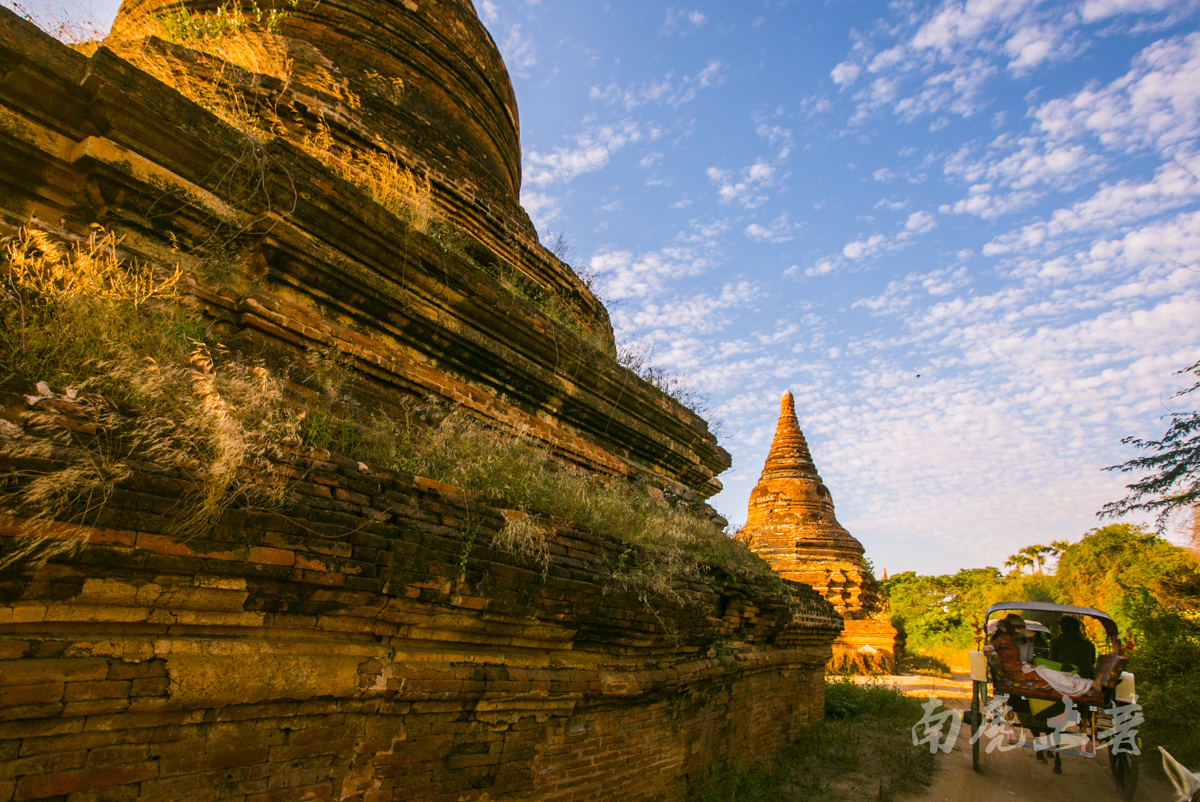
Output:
[
  {"xmin": 743, "ymin": 390, "xmax": 864, "ymax": 563},
  {"xmin": 738, "ymin": 390, "xmax": 897, "ymax": 659}
]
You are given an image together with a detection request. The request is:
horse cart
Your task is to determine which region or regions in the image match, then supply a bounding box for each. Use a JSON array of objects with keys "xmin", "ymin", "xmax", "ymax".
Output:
[{"xmin": 966, "ymin": 601, "xmax": 1141, "ymax": 799}]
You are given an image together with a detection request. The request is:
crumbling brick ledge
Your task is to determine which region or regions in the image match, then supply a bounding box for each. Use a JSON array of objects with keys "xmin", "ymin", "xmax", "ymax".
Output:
[{"xmin": 0, "ymin": 431, "xmax": 842, "ymax": 801}]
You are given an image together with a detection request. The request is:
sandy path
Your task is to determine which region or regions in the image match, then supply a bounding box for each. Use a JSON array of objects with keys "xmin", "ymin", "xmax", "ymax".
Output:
[{"xmin": 867, "ymin": 673, "xmax": 1175, "ymax": 802}]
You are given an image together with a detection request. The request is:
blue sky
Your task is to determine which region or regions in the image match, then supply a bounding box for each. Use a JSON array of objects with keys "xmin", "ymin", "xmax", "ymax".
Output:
[
  {"xmin": 19, "ymin": 0, "xmax": 1200, "ymax": 574},
  {"xmin": 481, "ymin": 0, "xmax": 1200, "ymax": 575}
]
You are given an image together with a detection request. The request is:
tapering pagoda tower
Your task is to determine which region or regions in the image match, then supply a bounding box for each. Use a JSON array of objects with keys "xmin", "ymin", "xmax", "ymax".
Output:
[{"xmin": 738, "ymin": 391, "xmax": 898, "ymax": 667}]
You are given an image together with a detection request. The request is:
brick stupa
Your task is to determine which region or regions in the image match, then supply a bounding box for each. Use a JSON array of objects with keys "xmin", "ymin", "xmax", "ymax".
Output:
[{"xmin": 738, "ymin": 390, "xmax": 899, "ymax": 667}]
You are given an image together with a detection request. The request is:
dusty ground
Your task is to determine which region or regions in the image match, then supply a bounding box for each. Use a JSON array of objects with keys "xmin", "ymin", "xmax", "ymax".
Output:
[{"xmin": 861, "ymin": 673, "xmax": 1175, "ymax": 802}]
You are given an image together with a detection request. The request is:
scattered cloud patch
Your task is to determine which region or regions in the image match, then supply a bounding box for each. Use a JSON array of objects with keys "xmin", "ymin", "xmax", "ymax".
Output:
[
  {"xmin": 525, "ymin": 121, "xmax": 641, "ymax": 186},
  {"xmin": 590, "ymin": 61, "xmax": 725, "ymax": 110},
  {"xmin": 501, "ymin": 24, "xmax": 536, "ymax": 76},
  {"xmin": 831, "ymin": 61, "xmax": 861, "ymax": 86},
  {"xmin": 744, "ymin": 213, "xmax": 797, "ymax": 243},
  {"xmin": 519, "ymin": 189, "xmax": 562, "ymax": 233},
  {"xmin": 707, "ymin": 160, "xmax": 776, "ymax": 208},
  {"xmin": 589, "ymin": 245, "xmax": 712, "ymax": 301},
  {"xmin": 1032, "ymin": 32, "xmax": 1200, "ymax": 157},
  {"xmin": 662, "ymin": 7, "xmax": 708, "ymax": 35}
]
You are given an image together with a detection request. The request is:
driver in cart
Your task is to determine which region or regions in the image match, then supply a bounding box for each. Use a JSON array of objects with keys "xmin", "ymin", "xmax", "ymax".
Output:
[{"xmin": 1050, "ymin": 615, "xmax": 1097, "ymax": 679}]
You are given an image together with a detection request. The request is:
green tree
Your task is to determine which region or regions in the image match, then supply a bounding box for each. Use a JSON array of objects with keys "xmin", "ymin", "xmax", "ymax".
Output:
[
  {"xmin": 1056, "ymin": 523, "xmax": 1200, "ymax": 765},
  {"xmin": 1101, "ymin": 360, "xmax": 1200, "ymax": 531},
  {"xmin": 1055, "ymin": 523, "xmax": 1196, "ymax": 637}
]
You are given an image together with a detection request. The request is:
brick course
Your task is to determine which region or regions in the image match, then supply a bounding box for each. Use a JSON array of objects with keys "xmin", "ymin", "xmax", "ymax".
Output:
[{"xmin": 0, "ymin": 430, "xmax": 840, "ymax": 800}]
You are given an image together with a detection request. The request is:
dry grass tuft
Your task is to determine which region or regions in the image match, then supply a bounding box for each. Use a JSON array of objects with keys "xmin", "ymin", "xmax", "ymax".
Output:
[
  {"xmin": 300, "ymin": 122, "xmax": 438, "ymax": 232},
  {"xmin": 331, "ymin": 404, "xmax": 770, "ymax": 599},
  {"xmin": 103, "ymin": 1, "xmax": 294, "ymax": 140},
  {"xmin": 110, "ymin": 0, "xmax": 293, "ymax": 80},
  {"xmin": 0, "ymin": 227, "xmax": 290, "ymax": 567},
  {"xmin": 4, "ymin": 0, "xmax": 108, "ymax": 53},
  {"xmin": 0, "ymin": 226, "xmax": 186, "ymax": 387},
  {"xmin": 2, "ymin": 224, "xmax": 755, "ymax": 603},
  {"xmin": 828, "ymin": 648, "xmax": 895, "ymax": 677},
  {"xmin": 617, "ymin": 341, "xmax": 711, "ymax": 418}
]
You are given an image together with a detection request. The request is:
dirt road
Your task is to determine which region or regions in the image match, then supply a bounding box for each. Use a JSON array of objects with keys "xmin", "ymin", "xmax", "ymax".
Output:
[{"xmin": 865, "ymin": 674, "xmax": 1175, "ymax": 802}]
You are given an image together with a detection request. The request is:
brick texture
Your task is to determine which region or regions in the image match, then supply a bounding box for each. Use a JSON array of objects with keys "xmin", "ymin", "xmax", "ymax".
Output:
[
  {"xmin": 0, "ymin": 0, "xmax": 845, "ymax": 798},
  {"xmin": 0, "ymin": 428, "xmax": 840, "ymax": 800}
]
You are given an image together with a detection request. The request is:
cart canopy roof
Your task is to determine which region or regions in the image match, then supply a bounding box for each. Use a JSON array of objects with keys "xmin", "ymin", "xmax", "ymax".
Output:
[
  {"xmin": 985, "ymin": 619, "xmax": 1051, "ymax": 635},
  {"xmin": 984, "ymin": 600, "xmax": 1120, "ymax": 640}
]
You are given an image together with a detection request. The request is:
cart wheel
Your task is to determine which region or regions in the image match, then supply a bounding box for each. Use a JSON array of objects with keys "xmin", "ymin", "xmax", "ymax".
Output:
[
  {"xmin": 970, "ymin": 681, "xmax": 984, "ymax": 773},
  {"xmin": 1109, "ymin": 747, "xmax": 1139, "ymax": 800}
]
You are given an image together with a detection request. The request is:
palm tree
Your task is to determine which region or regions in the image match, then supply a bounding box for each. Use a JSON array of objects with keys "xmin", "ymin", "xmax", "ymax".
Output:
[
  {"xmin": 1044, "ymin": 540, "xmax": 1072, "ymax": 571},
  {"xmin": 1047, "ymin": 540, "xmax": 1071, "ymax": 557},
  {"xmin": 1005, "ymin": 552, "xmax": 1034, "ymax": 576},
  {"xmin": 1020, "ymin": 544, "xmax": 1052, "ymax": 574}
]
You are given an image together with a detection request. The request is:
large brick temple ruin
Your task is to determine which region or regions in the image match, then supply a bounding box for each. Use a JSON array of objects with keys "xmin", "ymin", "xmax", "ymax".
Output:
[
  {"xmin": 738, "ymin": 391, "xmax": 899, "ymax": 668},
  {"xmin": 0, "ymin": 1, "xmax": 844, "ymax": 799}
]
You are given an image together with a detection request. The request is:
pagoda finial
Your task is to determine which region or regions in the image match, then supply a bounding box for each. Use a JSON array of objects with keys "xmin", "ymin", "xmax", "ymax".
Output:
[{"xmin": 758, "ymin": 389, "xmax": 817, "ymax": 483}]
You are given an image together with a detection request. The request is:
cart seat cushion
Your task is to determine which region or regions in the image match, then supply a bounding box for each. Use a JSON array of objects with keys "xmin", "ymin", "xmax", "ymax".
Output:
[
  {"xmin": 987, "ymin": 652, "xmax": 1127, "ymax": 704},
  {"xmin": 986, "ymin": 652, "xmax": 1061, "ymax": 697},
  {"xmin": 993, "ymin": 679, "xmax": 1104, "ymax": 705}
]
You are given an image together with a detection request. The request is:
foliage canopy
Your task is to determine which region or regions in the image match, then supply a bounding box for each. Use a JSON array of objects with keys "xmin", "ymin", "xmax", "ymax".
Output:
[{"xmin": 1101, "ymin": 361, "xmax": 1200, "ymax": 532}]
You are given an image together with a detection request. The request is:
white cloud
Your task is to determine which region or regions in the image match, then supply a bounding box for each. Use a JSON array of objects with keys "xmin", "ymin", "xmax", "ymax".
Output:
[
  {"xmin": 798, "ymin": 257, "xmax": 841, "ymax": 277},
  {"xmin": 744, "ymin": 213, "xmax": 797, "ymax": 243},
  {"xmin": 941, "ymin": 182, "xmax": 1043, "ymax": 219},
  {"xmin": 905, "ymin": 210, "xmax": 938, "ymax": 233},
  {"xmin": 934, "ymin": 34, "xmax": 1200, "ymax": 219},
  {"xmin": 524, "ymin": 121, "xmax": 641, "ymax": 186},
  {"xmin": 589, "ymin": 77, "xmax": 672, "ymax": 110},
  {"xmin": 589, "ymin": 245, "xmax": 712, "ymax": 301},
  {"xmin": 838, "ymin": 209, "xmax": 940, "ymax": 260},
  {"xmin": 1004, "ymin": 24, "xmax": 1062, "ymax": 73},
  {"xmin": 831, "ymin": 61, "xmax": 861, "ymax": 86},
  {"xmin": 589, "ymin": 61, "xmax": 725, "ymax": 110},
  {"xmin": 668, "ymin": 61, "xmax": 726, "ymax": 107},
  {"xmin": 501, "ymin": 24, "xmax": 536, "ymax": 75},
  {"xmin": 480, "ymin": 0, "xmax": 499, "ymax": 23},
  {"xmin": 829, "ymin": 0, "xmax": 1165, "ymax": 129},
  {"xmin": 873, "ymin": 167, "xmax": 897, "ymax": 182},
  {"xmin": 1032, "ymin": 32, "xmax": 1200, "ymax": 157},
  {"xmin": 756, "ymin": 123, "xmax": 794, "ymax": 158},
  {"xmin": 843, "ymin": 234, "xmax": 888, "ymax": 259},
  {"xmin": 707, "ymin": 160, "xmax": 776, "ymax": 208},
  {"xmin": 519, "ymin": 189, "xmax": 562, "ymax": 233},
  {"xmin": 617, "ymin": 282, "xmax": 761, "ymax": 335},
  {"xmin": 853, "ymin": 267, "xmax": 970, "ymax": 314},
  {"xmin": 984, "ymin": 159, "xmax": 1200, "ymax": 254},
  {"xmin": 1080, "ymin": 0, "xmax": 1193, "ymax": 22},
  {"xmin": 869, "ymin": 46, "xmax": 908, "ymax": 73},
  {"xmin": 662, "ymin": 7, "xmax": 708, "ymax": 35}
]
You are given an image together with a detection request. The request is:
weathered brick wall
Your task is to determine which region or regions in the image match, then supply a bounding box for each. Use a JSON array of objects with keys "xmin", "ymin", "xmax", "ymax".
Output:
[
  {"xmin": 0, "ymin": 8, "xmax": 731, "ymax": 501},
  {"xmin": 0, "ymin": 401, "xmax": 841, "ymax": 801}
]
